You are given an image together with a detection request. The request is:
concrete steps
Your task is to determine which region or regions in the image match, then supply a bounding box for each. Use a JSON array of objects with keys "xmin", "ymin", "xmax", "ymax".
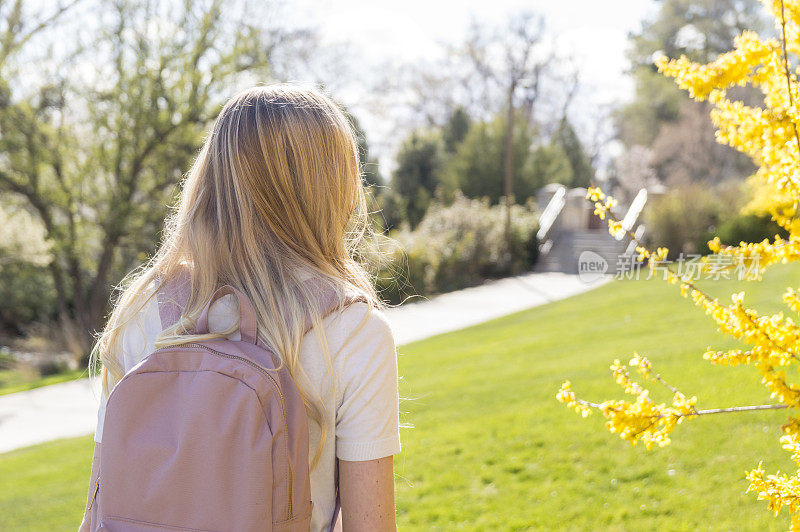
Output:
[{"xmin": 536, "ymin": 229, "xmax": 629, "ymax": 274}]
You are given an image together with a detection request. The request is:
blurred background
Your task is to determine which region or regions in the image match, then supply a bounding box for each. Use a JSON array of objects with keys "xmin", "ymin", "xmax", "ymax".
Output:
[{"xmin": 0, "ymin": 0, "xmax": 793, "ymax": 530}]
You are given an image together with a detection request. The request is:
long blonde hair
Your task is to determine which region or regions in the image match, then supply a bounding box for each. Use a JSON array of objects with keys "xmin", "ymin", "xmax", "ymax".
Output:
[{"xmin": 90, "ymin": 83, "xmax": 385, "ymax": 469}]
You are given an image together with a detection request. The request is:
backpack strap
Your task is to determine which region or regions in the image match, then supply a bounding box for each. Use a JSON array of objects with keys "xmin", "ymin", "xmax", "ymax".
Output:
[
  {"xmin": 155, "ymin": 270, "xmax": 192, "ymax": 330},
  {"xmin": 299, "ymin": 276, "xmax": 370, "ymax": 337},
  {"xmin": 154, "ymin": 271, "xmax": 369, "ymax": 342},
  {"xmin": 194, "ymin": 285, "xmax": 259, "ymax": 344}
]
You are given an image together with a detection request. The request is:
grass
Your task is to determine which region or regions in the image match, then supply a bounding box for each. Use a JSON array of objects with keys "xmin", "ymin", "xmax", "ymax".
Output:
[
  {"xmin": 0, "ymin": 436, "xmax": 94, "ymax": 531},
  {"xmin": 3, "ymin": 264, "xmax": 800, "ymax": 530},
  {"xmin": 0, "ymin": 367, "xmax": 88, "ymax": 396},
  {"xmin": 393, "ymin": 263, "xmax": 800, "ymax": 531}
]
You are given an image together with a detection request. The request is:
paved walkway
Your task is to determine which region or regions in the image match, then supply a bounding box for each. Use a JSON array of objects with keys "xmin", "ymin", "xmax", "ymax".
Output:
[{"xmin": 0, "ymin": 272, "xmax": 608, "ymax": 454}]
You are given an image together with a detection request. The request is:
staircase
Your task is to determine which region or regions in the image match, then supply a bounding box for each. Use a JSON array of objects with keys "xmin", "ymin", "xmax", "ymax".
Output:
[
  {"xmin": 536, "ymin": 229, "xmax": 630, "ymax": 274},
  {"xmin": 534, "ymin": 186, "xmax": 648, "ymax": 275}
]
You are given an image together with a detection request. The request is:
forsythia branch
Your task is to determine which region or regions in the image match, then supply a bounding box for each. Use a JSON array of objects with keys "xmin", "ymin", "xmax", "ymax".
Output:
[
  {"xmin": 780, "ymin": 0, "xmax": 800, "ymax": 154},
  {"xmin": 559, "ymin": 1, "xmax": 800, "ymax": 526}
]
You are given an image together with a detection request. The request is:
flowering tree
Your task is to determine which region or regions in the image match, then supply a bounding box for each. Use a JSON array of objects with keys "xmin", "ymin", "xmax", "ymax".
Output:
[{"xmin": 557, "ymin": 1, "xmax": 800, "ymax": 527}]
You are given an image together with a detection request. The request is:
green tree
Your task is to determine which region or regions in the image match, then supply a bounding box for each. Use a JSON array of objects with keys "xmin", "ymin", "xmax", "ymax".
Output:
[
  {"xmin": 553, "ymin": 117, "xmax": 594, "ymax": 188},
  {"xmin": 390, "ymin": 131, "xmax": 446, "ymax": 228},
  {"xmin": 346, "ymin": 110, "xmax": 383, "ymax": 188},
  {"xmin": 444, "ymin": 113, "xmax": 539, "ymax": 204},
  {"xmin": 528, "ymin": 142, "xmax": 573, "ymax": 189},
  {"xmin": 0, "ymin": 197, "xmax": 55, "ymax": 334},
  {"xmin": 370, "ymin": 189, "xmax": 406, "ymax": 232},
  {"xmin": 0, "ymin": 0, "xmax": 311, "ymax": 357},
  {"xmin": 616, "ymin": 0, "xmax": 764, "ymax": 148},
  {"xmin": 0, "ymin": 1, "xmax": 80, "ymax": 335},
  {"xmin": 442, "ymin": 106, "xmax": 472, "ymax": 154},
  {"xmin": 461, "ymin": 11, "xmax": 551, "ymax": 251}
]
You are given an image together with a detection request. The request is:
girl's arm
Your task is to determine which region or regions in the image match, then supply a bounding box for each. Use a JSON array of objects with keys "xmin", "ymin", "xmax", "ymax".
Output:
[{"xmin": 338, "ymin": 456, "xmax": 397, "ymax": 532}]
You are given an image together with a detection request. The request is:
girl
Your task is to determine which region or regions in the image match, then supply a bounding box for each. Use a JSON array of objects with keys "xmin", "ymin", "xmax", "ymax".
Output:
[{"xmin": 80, "ymin": 84, "xmax": 401, "ymax": 531}]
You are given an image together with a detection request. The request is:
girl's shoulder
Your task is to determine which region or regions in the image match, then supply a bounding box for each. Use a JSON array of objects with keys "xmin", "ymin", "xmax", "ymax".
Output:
[
  {"xmin": 314, "ymin": 300, "xmax": 395, "ymax": 349},
  {"xmin": 317, "ymin": 301, "xmax": 401, "ymax": 460},
  {"xmin": 306, "ymin": 301, "xmax": 398, "ymax": 388}
]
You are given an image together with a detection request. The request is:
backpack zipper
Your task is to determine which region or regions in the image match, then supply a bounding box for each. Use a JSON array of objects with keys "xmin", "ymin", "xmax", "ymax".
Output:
[
  {"xmin": 87, "ymin": 474, "xmax": 100, "ymax": 511},
  {"xmin": 154, "ymin": 342, "xmax": 293, "ymax": 520}
]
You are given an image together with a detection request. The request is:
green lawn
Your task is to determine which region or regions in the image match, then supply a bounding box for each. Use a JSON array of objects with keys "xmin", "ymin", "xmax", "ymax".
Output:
[
  {"xmin": 0, "ymin": 435, "xmax": 94, "ymax": 531},
  {"xmin": 0, "ymin": 367, "xmax": 87, "ymax": 397},
  {"xmin": 394, "ymin": 264, "xmax": 797, "ymax": 531},
  {"xmin": 3, "ymin": 265, "xmax": 800, "ymax": 530}
]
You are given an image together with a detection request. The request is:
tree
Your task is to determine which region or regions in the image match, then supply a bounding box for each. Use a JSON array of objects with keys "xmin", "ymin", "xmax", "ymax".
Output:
[
  {"xmin": 553, "ymin": 117, "xmax": 594, "ymax": 188},
  {"xmin": 0, "ymin": 197, "xmax": 56, "ymax": 334},
  {"xmin": 345, "ymin": 110, "xmax": 383, "ymax": 188},
  {"xmin": 442, "ymin": 106, "xmax": 472, "ymax": 154},
  {"xmin": 369, "ymin": 189, "xmax": 406, "ymax": 233},
  {"xmin": 462, "ymin": 11, "xmax": 552, "ymax": 252},
  {"xmin": 650, "ymin": 99, "xmax": 754, "ymax": 185},
  {"xmin": 616, "ymin": 0, "xmax": 764, "ymax": 151},
  {"xmin": 610, "ymin": 145, "xmax": 660, "ymax": 204},
  {"xmin": 559, "ymin": 1, "xmax": 800, "ymax": 526},
  {"xmin": 390, "ymin": 131, "xmax": 446, "ymax": 228},
  {"xmin": 0, "ymin": 1, "xmax": 82, "ymax": 334},
  {"xmin": 0, "ymin": 0, "xmax": 314, "ymax": 357},
  {"xmin": 444, "ymin": 113, "xmax": 540, "ymax": 204},
  {"xmin": 528, "ymin": 142, "xmax": 573, "ymax": 190}
]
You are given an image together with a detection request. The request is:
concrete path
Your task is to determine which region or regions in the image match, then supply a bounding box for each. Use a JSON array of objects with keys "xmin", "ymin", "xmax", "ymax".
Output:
[
  {"xmin": 0, "ymin": 377, "xmax": 101, "ymax": 454},
  {"xmin": 383, "ymin": 271, "xmax": 608, "ymax": 345},
  {"xmin": 0, "ymin": 271, "xmax": 608, "ymax": 454}
]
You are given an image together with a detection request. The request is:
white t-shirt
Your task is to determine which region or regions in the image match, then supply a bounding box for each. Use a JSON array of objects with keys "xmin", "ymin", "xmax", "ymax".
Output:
[{"xmin": 93, "ymin": 282, "xmax": 402, "ymax": 532}]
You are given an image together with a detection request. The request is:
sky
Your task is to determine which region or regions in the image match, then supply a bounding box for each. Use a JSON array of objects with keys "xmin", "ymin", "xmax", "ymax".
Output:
[
  {"xmin": 286, "ymin": 0, "xmax": 660, "ymax": 173},
  {"xmin": 29, "ymin": 0, "xmax": 662, "ymax": 174}
]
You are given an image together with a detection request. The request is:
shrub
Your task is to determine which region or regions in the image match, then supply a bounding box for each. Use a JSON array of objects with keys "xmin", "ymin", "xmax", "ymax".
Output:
[
  {"xmin": 375, "ymin": 192, "xmax": 539, "ymax": 304},
  {"xmin": 0, "ymin": 258, "xmax": 56, "ymax": 334},
  {"xmin": 698, "ymin": 213, "xmax": 788, "ymax": 253},
  {"xmin": 643, "ymin": 182, "xmax": 782, "ymax": 258},
  {"xmin": 0, "ymin": 201, "xmax": 56, "ymax": 335},
  {"xmin": 644, "ymin": 183, "xmax": 727, "ymax": 259},
  {"xmin": 646, "ymin": 182, "xmax": 789, "ymax": 258}
]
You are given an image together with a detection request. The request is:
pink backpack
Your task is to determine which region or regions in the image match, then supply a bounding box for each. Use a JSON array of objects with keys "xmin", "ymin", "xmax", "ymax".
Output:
[{"xmin": 86, "ymin": 275, "xmax": 364, "ymax": 531}]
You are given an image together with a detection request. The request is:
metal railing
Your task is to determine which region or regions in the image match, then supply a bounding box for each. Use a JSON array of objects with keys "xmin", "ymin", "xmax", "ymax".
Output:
[
  {"xmin": 615, "ymin": 188, "xmax": 648, "ymax": 241},
  {"xmin": 537, "ymin": 185, "xmax": 566, "ymax": 244}
]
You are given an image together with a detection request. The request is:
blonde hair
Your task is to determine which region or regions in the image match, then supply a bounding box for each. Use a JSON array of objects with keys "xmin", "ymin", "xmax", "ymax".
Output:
[{"xmin": 90, "ymin": 83, "xmax": 385, "ymax": 469}]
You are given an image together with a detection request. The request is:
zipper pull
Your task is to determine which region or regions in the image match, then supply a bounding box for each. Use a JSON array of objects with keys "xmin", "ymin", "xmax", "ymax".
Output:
[{"xmin": 87, "ymin": 476, "xmax": 100, "ymax": 511}]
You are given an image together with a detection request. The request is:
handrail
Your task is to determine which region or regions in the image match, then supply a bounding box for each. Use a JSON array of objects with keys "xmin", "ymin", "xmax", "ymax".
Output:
[
  {"xmin": 537, "ymin": 185, "xmax": 566, "ymax": 242},
  {"xmin": 625, "ymin": 224, "xmax": 646, "ymax": 255},
  {"xmin": 616, "ymin": 188, "xmax": 648, "ymax": 241}
]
